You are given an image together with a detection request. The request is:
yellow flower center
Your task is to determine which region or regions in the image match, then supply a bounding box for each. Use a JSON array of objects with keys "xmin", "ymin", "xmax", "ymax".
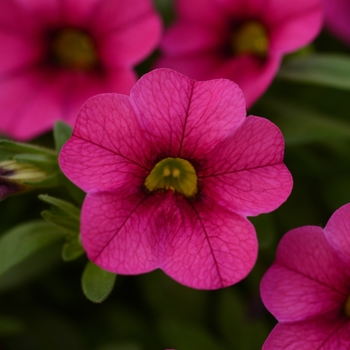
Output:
[
  {"xmin": 344, "ymin": 295, "xmax": 350, "ymax": 317},
  {"xmin": 50, "ymin": 28, "xmax": 98, "ymax": 70},
  {"xmin": 144, "ymin": 157, "xmax": 197, "ymax": 197},
  {"xmin": 231, "ymin": 20, "xmax": 268, "ymax": 57}
]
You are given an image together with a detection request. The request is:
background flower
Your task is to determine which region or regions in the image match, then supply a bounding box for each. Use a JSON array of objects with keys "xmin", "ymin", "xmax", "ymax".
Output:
[
  {"xmin": 322, "ymin": 0, "xmax": 350, "ymax": 46},
  {"xmin": 156, "ymin": 0, "xmax": 323, "ymax": 107},
  {"xmin": 260, "ymin": 203, "xmax": 350, "ymax": 349},
  {"xmin": 0, "ymin": 0, "xmax": 161, "ymax": 140},
  {"xmin": 59, "ymin": 68, "xmax": 292, "ymax": 290}
]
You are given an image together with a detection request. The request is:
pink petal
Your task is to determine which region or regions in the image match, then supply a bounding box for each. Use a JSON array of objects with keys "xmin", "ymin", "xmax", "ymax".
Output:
[
  {"xmin": 200, "ymin": 116, "xmax": 292, "ymax": 216},
  {"xmin": 211, "ymin": 55, "xmax": 281, "ymax": 108},
  {"xmin": 99, "ymin": 12, "xmax": 161, "ymax": 67},
  {"xmin": 263, "ymin": 317, "xmax": 350, "ymax": 350},
  {"xmin": 0, "ymin": 31, "xmax": 44, "ymax": 75},
  {"xmin": 323, "ymin": 0, "xmax": 350, "ymax": 46},
  {"xmin": 160, "ymin": 21, "xmax": 224, "ymax": 56},
  {"xmin": 324, "ymin": 203, "xmax": 350, "ymax": 267},
  {"xmin": 59, "ymin": 93, "xmax": 152, "ymax": 193},
  {"xmin": 159, "ymin": 195, "xmax": 258, "ymax": 289},
  {"xmin": 130, "ymin": 68, "xmax": 246, "ymax": 159},
  {"xmin": 60, "ymin": 0, "xmax": 100, "ymax": 27},
  {"xmin": 155, "ymin": 54, "xmax": 221, "ymax": 81},
  {"xmin": 81, "ymin": 190, "xmax": 257, "ymax": 289},
  {"xmin": 260, "ymin": 226, "xmax": 350, "ymax": 323},
  {"xmin": 264, "ymin": 0, "xmax": 323, "ymax": 54}
]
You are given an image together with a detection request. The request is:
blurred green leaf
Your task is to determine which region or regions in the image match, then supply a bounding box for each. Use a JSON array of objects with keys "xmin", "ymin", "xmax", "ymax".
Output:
[
  {"xmin": 0, "ymin": 139, "xmax": 56, "ymax": 157},
  {"xmin": 263, "ymin": 98, "xmax": 350, "ymax": 145},
  {"xmin": 62, "ymin": 237, "xmax": 84, "ymax": 261},
  {"xmin": 81, "ymin": 261, "xmax": 116, "ymax": 303},
  {"xmin": 14, "ymin": 153, "xmax": 58, "ymax": 171},
  {"xmin": 278, "ymin": 54, "xmax": 350, "ymax": 90},
  {"xmin": 0, "ymin": 220, "xmax": 65, "ymax": 278},
  {"xmin": 39, "ymin": 194, "xmax": 80, "ymax": 220},
  {"xmin": 0, "ymin": 315, "xmax": 23, "ymax": 335},
  {"xmin": 54, "ymin": 121, "xmax": 73, "ymax": 153}
]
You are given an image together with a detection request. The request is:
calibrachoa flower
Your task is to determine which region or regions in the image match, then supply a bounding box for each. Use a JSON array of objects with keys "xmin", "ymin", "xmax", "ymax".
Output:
[
  {"xmin": 322, "ymin": 0, "xmax": 350, "ymax": 46},
  {"xmin": 156, "ymin": 0, "xmax": 323, "ymax": 107},
  {"xmin": 0, "ymin": 0, "xmax": 161, "ymax": 140},
  {"xmin": 59, "ymin": 68, "xmax": 292, "ymax": 289},
  {"xmin": 261, "ymin": 203, "xmax": 350, "ymax": 349}
]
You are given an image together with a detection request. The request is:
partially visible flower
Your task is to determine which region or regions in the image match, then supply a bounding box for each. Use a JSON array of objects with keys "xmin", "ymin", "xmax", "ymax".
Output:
[
  {"xmin": 59, "ymin": 68, "xmax": 292, "ymax": 290},
  {"xmin": 322, "ymin": 0, "xmax": 350, "ymax": 45},
  {"xmin": 156, "ymin": 0, "xmax": 323, "ymax": 107},
  {"xmin": 0, "ymin": 160, "xmax": 48, "ymax": 199},
  {"xmin": 0, "ymin": 0, "xmax": 161, "ymax": 140},
  {"xmin": 261, "ymin": 203, "xmax": 350, "ymax": 349}
]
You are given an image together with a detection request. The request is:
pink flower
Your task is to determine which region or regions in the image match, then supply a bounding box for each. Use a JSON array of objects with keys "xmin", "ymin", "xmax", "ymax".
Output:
[
  {"xmin": 59, "ymin": 68, "xmax": 292, "ymax": 289},
  {"xmin": 156, "ymin": 0, "xmax": 323, "ymax": 107},
  {"xmin": 260, "ymin": 203, "xmax": 350, "ymax": 349},
  {"xmin": 322, "ymin": 0, "xmax": 350, "ymax": 45},
  {"xmin": 0, "ymin": 0, "xmax": 161, "ymax": 140}
]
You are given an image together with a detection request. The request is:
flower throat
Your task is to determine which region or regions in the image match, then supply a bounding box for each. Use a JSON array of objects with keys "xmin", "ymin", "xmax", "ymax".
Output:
[
  {"xmin": 49, "ymin": 28, "xmax": 98, "ymax": 70},
  {"xmin": 144, "ymin": 157, "xmax": 197, "ymax": 197}
]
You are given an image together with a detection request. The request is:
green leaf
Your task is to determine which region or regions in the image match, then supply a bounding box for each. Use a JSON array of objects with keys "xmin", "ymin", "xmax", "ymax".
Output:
[
  {"xmin": 14, "ymin": 153, "xmax": 57, "ymax": 171},
  {"xmin": 54, "ymin": 121, "xmax": 73, "ymax": 153},
  {"xmin": 38, "ymin": 194, "xmax": 80, "ymax": 220},
  {"xmin": 41, "ymin": 209, "xmax": 80, "ymax": 236},
  {"xmin": 0, "ymin": 220, "xmax": 65, "ymax": 278},
  {"xmin": 278, "ymin": 54, "xmax": 350, "ymax": 90},
  {"xmin": 0, "ymin": 140, "xmax": 56, "ymax": 156},
  {"xmin": 81, "ymin": 261, "xmax": 116, "ymax": 303},
  {"xmin": 262, "ymin": 98, "xmax": 350, "ymax": 145},
  {"xmin": 0, "ymin": 315, "xmax": 22, "ymax": 335},
  {"xmin": 61, "ymin": 237, "xmax": 85, "ymax": 261}
]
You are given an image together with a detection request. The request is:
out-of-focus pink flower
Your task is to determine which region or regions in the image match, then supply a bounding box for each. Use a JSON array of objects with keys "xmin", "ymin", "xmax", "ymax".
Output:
[
  {"xmin": 156, "ymin": 0, "xmax": 323, "ymax": 107},
  {"xmin": 261, "ymin": 203, "xmax": 350, "ymax": 349},
  {"xmin": 0, "ymin": 0, "xmax": 161, "ymax": 140},
  {"xmin": 59, "ymin": 68, "xmax": 292, "ymax": 290},
  {"xmin": 322, "ymin": 0, "xmax": 350, "ymax": 45}
]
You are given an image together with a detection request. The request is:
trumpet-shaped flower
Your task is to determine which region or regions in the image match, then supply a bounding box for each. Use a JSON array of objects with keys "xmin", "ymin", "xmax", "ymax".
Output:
[
  {"xmin": 156, "ymin": 0, "xmax": 323, "ymax": 107},
  {"xmin": 0, "ymin": 0, "xmax": 161, "ymax": 140},
  {"xmin": 261, "ymin": 203, "xmax": 350, "ymax": 349},
  {"xmin": 59, "ymin": 68, "xmax": 292, "ymax": 289},
  {"xmin": 322, "ymin": 0, "xmax": 350, "ymax": 45}
]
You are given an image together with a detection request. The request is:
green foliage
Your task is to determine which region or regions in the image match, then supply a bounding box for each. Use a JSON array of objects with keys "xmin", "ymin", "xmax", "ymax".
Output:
[
  {"xmin": 0, "ymin": 220, "xmax": 65, "ymax": 278},
  {"xmin": 81, "ymin": 261, "xmax": 116, "ymax": 303},
  {"xmin": 54, "ymin": 121, "xmax": 73, "ymax": 153}
]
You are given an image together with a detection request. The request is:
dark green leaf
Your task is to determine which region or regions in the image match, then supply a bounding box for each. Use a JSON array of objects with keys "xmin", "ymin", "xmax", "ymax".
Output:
[
  {"xmin": 0, "ymin": 140, "xmax": 56, "ymax": 156},
  {"xmin": 38, "ymin": 194, "xmax": 80, "ymax": 220},
  {"xmin": 61, "ymin": 237, "xmax": 84, "ymax": 261},
  {"xmin": 0, "ymin": 220, "xmax": 65, "ymax": 278},
  {"xmin": 14, "ymin": 153, "xmax": 57, "ymax": 171},
  {"xmin": 278, "ymin": 54, "xmax": 350, "ymax": 90},
  {"xmin": 81, "ymin": 261, "xmax": 116, "ymax": 303},
  {"xmin": 54, "ymin": 121, "xmax": 73, "ymax": 153}
]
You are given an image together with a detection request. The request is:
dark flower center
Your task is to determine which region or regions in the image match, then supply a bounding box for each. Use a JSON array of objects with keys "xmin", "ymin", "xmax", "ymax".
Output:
[
  {"xmin": 230, "ymin": 20, "xmax": 268, "ymax": 57},
  {"xmin": 49, "ymin": 28, "xmax": 98, "ymax": 70},
  {"xmin": 144, "ymin": 157, "xmax": 197, "ymax": 197}
]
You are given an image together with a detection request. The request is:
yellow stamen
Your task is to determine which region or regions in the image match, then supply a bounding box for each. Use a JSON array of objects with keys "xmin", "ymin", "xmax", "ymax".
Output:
[
  {"xmin": 50, "ymin": 28, "xmax": 98, "ymax": 70},
  {"xmin": 231, "ymin": 21, "xmax": 268, "ymax": 57},
  {"xmin": 145, "ymin": 157, "xmax": 197, "ymax": 197}
]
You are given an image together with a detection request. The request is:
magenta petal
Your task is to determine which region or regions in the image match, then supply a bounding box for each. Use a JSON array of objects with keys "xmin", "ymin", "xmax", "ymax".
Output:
[
  {"xmin": 81, "ymin": 190, "xmax": 158, "ymax": 274},
  {"xmin": 201, "ymin": 116, "xmax": 292, "ymax": 216},
  {"xmin": 263, "ymin": 317, "xmax": 350, "ymax": 350},
  {"xmin": 324, "ymin": 203, "xmax": 350, "ymax": 267},
  {"xmin": 59, "ymin": 94, "xmax": 151, "ymax": 192},
  {"xmin": 267, "ymin": 0, "xmax": 323, "ymax": 53},
  {"xmin": 159, "ymin": 196, "xmax": 258, "ymax": 289},
  {"xmin": 260, "ymin": 226, "xmax": 350, "ymax": 323},
  {"xmin": 130, "ymin": 68, "xmax": 246, "ymax": 158},
  {"xmin": 81, "ymin": 189, "xmax": 257, "ymax": 290}
]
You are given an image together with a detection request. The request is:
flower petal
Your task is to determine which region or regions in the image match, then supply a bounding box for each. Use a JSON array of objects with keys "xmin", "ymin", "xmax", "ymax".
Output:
[
  {"xmin": 200, "ymin": 116, "xmax": 292, "ymax": 216},
  {"xmin": 59, "ymin": 93, "xmax": 152, "ymax": 192},
  {"xmin": 324, "ymin": 203, "xmax": 350, "ymax": 267},
  {"xmin": 81, "ymin": 190, "xmax": 257, "ymax": 290},
  {"xmin": 159, "ymin": 195, "xmax": 258, "ymax": 289},
  {"xmin": 263, "ymin": 317, "xmax": 350, "ymax": 350},
  {"xmin": 260, "ymin": 226, "xmax": 350, "ymax": 323},
  {"xmin": 130, "ymin": 68, "xmax": 246, "ymax": 159}
]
